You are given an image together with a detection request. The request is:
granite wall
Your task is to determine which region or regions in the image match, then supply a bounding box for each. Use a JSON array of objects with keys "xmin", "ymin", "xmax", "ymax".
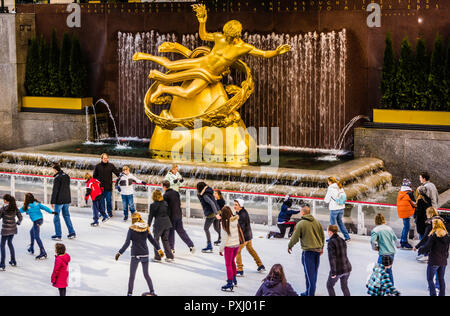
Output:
[{"xmin": 354, "ymin": 127, "xmax": 450, "ymax": 192}]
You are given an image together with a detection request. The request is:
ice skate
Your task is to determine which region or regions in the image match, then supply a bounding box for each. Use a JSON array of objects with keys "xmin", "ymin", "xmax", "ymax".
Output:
[
  {"xmin": 67, "ymin": 233, "xmax": 76, "ymax": 239},
  {"xmin": 221, "ymin": 280, "xmax": 234, "ymax": 292},
  {"xmin": 9, "ymin": 260, "xmax": 17, "ymax": 267},
  {"xmin": 35, "ymin": 251, "xmax": 47, "ymax": 260},
  {"xmin": 201, "ymin": 242, "xmax": 213, "ymax": 253},
  {"xmin": 90, "ymin": 222, "xmax": 99, "ymax": 227}
]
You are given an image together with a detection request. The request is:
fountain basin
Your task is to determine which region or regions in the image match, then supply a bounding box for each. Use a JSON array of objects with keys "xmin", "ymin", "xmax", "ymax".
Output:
[{"xmin": 0, "ymin": 140, "xmax": 392, "ymax": 199}]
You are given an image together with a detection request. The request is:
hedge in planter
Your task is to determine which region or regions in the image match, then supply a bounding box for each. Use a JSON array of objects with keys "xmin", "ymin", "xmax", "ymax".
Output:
[
  {"xmin": 24, "ymin": 37, "xmax": 40, "ymax": 96},
  {"xmin": 59, "ymin": 32, "xmax": 72, "ymax": 98},
  {"xmin": 69, "ymin": 36, "xmax": 88, "ymax": 98},
  {"xmin": 428, "ymin": 34, "xmax": 446, "ymax": 111},
  {"xmin": 396, "ymin": 37, "xmax": 415, "ymax": 109},
  {"xmin": 48, "ymin": 29, "xmax": 61, "ymax": 97},
  {"xmin": 413, "ymin": 38, "xmax": 429, "ymax": 110},
  {"xmin": 380, "ymin": 32, "xmax": 397, "ymax": 109}
]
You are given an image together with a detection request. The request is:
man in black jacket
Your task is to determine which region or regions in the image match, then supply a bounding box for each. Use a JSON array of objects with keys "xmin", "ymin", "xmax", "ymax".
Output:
[
  {"xmin": 51, "ymin": 164, "xmax": 76, "ymax": 240},
  {"xmin": 93, "ymin": 153, "xmax": 120, "ymax": 217},
  {"xmin": 162, "ymin": 181, "xmax": 194, "ymax": 254},
  {"xmin": 326, "ymin": 225, "xmax": 352, "ymax": 296},
  {"xmin": 234, "ymin": 199, "xmax": 265, "ymax": 276}
]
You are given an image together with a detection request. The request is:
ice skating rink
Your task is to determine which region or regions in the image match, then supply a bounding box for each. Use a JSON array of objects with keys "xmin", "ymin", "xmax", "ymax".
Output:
[{"xmin": 1, "ymin": 207, "xmax": 447, "ymax": 296}]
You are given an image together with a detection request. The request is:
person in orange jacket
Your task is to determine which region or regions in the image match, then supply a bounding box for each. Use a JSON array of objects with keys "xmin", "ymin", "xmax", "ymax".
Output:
[{"xmin": 396, "ymin": 179, "xmax": 416, "ymax": 250}]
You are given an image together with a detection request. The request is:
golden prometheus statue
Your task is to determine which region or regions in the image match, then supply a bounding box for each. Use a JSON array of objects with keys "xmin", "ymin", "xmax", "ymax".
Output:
[{"xmin": 133, "ymin": 4, "xmax": 290, "ymax": 163}]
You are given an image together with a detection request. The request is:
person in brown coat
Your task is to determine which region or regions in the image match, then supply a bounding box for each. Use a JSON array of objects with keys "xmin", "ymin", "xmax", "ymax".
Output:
[{"xmin": 0, "ymin": 194, "xmax": 23, "ymax": 270}]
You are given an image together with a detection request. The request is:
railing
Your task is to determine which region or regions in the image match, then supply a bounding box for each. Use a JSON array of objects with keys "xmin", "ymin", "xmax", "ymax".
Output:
[{"xmin": 0, "ymin": 171, "xmax": 448, "ymax": 237}]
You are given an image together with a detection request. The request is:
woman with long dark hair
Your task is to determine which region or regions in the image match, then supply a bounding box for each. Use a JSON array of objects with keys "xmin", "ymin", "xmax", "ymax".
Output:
[
  {"xmin": 213, "ymin": 190, "xmax": 225, "ymax": 245},
  {"xmin": 255, "ymin": 264, "xmax": 298, "ymax": 296},
  {"xmin": 219, "ymin": 206, "xmax": 240, "ymax": 292},
  {"xmin": 196, "ymin": 182, "xmax": 220, "ymax": 253},
  {"xmin": 20, "ymin": 193, "xmax": 55, "ymax": 260},
  {"xmin": 0, "ymin": 194, "xmax": 22, "ymax": 270}
]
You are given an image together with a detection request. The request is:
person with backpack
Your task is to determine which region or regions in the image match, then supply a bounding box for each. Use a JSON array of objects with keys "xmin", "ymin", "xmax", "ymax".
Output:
[
  {"xmin": 0, "ymin": 194, "xmax": 22, "ymax": 270},
  {"xmin": 288, "ymin": 204, "xmax": 325, "ymax": 296},
  {"xmin": 116, "ymin": 166, "xmax": 146, "ymax": 221},
  {"xmin": 370, "ymin": 213, "xmax": 398, "ymax": 285},
  {"xmin": 255, "ymin": 264, "xmax": 298, "ymax": 296},
  {"xmin": 366, "ymin": 255, "xmax": 400, "ymax": 296},
  {"xmin": 84, "ymin": 173, "xmax": 109, "ymax": 227},
  {"xmin": 148, "ymin": 190, "xmax": 174, "ymax": 263},
  {"xmin": 416, "ymin": 218, "xmax": 449, "ymax": 296},
  {"xmin": 115, "ymin": 213, "xmax": 163, "ymax": 296},
  {"xmin": 51, "ymin": 164, "xmax": 76, "ymax": 241},
  {"xmin": 414, "ymin": 186, "xmax": 432, "ymax": 240},
  {"xmin": 396, "ymin": 178, "xmax": 416, "ymax": 250},
  {"xmin": 219, "ymin": 206, "xmax": 241, "ymax": 292},
  {"xmin": 324, "ymin": 177, "xmax": 350, "ymax": 242},
  {"xmin": 326, "ymin": 225, "xmax": 352, "ymax": 296},
  {"xmin": 20, "ymin": 193, "xmax": 56, "ymax": 260},
  {"xmin": 163, "ymin": 180, "xmax": 195, "ymax": 254},
  {"xmin": 419, "ymin": 172, "xmax": 439, "ymax": 209},
  {"xmin": 267, "ymin": 195, "xmax": 300, "ymax": 239},
  {"xmin": 51, "ymin": 243, "xmax": 70, "ymax": 296},
  {"xmin": 196, "ymin": 182, "xmax": 221, "ymax": 253}
]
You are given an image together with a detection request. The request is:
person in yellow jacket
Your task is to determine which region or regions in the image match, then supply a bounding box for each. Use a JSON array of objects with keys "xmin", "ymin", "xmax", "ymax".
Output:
[{"xmin": 396, "ymin": 179, "xmax": 416, "ymax": 250}]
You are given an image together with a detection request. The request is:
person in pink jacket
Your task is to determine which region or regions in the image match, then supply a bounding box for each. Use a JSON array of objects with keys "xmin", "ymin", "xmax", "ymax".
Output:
[{"xmin": 51, "ymin": 243, "xmax": 71, "ymax": 296}]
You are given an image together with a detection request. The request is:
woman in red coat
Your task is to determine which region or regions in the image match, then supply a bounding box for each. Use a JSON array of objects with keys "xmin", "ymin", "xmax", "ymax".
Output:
[{"xmin": 51, "ymin": 243, "xmax": 71, "ymax": 296}]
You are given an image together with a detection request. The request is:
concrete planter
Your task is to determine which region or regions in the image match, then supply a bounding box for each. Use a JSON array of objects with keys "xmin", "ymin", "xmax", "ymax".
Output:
[
  {"xmin": 373, "ymin": 109, "xmax": 450, "ymax": 126},
  {"xmin": 21, "ymin": 96, "xmax": 93, "ymax": 114}
]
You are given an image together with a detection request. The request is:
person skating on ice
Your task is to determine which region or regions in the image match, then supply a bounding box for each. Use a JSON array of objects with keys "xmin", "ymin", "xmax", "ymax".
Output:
[
  {"xmin": 196, "ymin": 182, "xmax": 221, "ymax": 253},
  {"xmin": 51, "ymin": 243, "xmax": 70, "ymax": 296},
  {"xmin": 84, "ymin": 173, "xmax": 109, "ymax": 227},
  {"xmin": 116, "ymin": 166, "xmax": 146, "ymax": 221},
  {"xmin": 164, "ymin": 164, "xmax": 184, "ymax": 192},
  {"xmin": 0, "ymin": 194, "xmax": 22, "ymax": 270},
  {"xmin": 267, "ymin": 195, "xmax": 300, "ymax": 239},
  {"xmin": 115, "ymin": 213, "xmax": 163, "ymax": 296},
  {"xmin": 213, "ymin": 190, "xmax": 225, "ymax": 245},
  {"xmin": 20, "ymin": 193, "xmax": 56, "ymax": 260},
  {"xmin": 93, "ymin": 153, "xmax": 120, "ymax": 218},
  {"xmin": 234, "ymin": 199, "xmax": 265, "ymax": 276}
]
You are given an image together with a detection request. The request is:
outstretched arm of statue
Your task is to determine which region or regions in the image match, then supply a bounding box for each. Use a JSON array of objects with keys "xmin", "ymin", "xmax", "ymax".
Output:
[
  {"xmin": 133, "ymin": 52, "xmax": 155, "ymax": 61},
  {"xmin": 192, "ymin": 4, "xmax": 214, "ymax": 42},
  {"xmin": 248, "ymin": 44, "xmax": 291, "ymax": 58}
]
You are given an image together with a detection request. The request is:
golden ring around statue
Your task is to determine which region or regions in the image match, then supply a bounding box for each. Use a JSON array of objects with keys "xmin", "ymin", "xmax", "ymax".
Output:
[{"xmin": 143, "ymin": 47, "xmax": 255, "ymax": 130}]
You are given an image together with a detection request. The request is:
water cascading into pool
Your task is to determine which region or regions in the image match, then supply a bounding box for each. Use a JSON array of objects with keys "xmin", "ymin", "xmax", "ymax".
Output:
[{"xmin": 117, "ymin": 29, "xmax": 348, "ymax": 151}]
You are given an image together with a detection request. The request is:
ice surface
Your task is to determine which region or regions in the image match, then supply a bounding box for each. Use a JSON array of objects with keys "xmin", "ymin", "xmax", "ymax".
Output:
[{"xmin": 0, "ymin": 207, "xmax": 446, "ymax": 296}]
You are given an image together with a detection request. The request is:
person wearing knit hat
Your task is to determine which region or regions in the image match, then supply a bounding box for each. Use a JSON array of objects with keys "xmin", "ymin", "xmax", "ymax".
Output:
[
  {"xmin": 115, "ymin": 212, "xmax": 164, "ymax": 296},
  {"xmin": 397, "ymin": 178, "xmax": 416, "ymax": 250}
]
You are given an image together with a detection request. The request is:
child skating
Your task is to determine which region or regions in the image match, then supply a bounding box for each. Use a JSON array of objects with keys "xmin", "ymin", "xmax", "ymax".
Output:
[
  {"xmin": 84, "ymin": 173, "xmax": 109, "ymax": 226},
  {"xmin": 51, "ymin": 243, "xmax": 71, "ymax": 296}
]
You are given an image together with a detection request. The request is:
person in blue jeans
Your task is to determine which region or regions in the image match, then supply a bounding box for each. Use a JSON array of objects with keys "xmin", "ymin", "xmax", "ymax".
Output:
[
  {"xmin": 51, "ymin": 164, "xmax": 76, "ymax": 240},
  {"xmin": 324, "ymin": 177, "xmax": 350, "ymax": 242},
  {"xmin": 93, "ymin": 154, "xmax": 120, "ymax": 218},
  {"xmin": 116, "ymin": 166, "xmax": 146, "ymax": 221},
  {"xmin": 20, "ymin": 193, "xmax": 55, "ymax": 260}
]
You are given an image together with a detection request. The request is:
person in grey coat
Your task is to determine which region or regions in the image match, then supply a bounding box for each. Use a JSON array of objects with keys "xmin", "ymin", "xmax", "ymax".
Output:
[
  {"xmin": 148, "ymin": 190, "xmax": 174, "ymax": 262},
  {"xmin": 0, "ymin": 194, "xmax": 23, "ymax": 270},
  {"xmin": 419, "ymin": 172, "xmax": 439, "ymax": 208}
]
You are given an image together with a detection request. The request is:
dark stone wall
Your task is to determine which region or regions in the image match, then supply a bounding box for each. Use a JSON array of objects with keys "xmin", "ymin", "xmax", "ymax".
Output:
[{"xmin": 16, "ymin": 0, "xmax": 450, "ymax": 145}]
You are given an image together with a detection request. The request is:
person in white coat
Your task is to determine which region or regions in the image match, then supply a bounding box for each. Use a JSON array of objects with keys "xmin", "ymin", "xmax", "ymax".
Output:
[
  {"xmin": 164, "ymin": 165, "xmax": 184, "ymax": 192},
  {"xmin": 116, "ymin": 166, "xmax": 146, "ymax": 221},
  {"xmin": 324, "ymin": 177, "xmax": 351, "ymax": 242}
]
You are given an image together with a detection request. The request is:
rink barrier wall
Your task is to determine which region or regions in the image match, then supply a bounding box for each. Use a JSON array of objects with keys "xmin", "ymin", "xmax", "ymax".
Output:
[{"xmin": 0, "ymin": 171, "xmax": 448, "ymax": 237}]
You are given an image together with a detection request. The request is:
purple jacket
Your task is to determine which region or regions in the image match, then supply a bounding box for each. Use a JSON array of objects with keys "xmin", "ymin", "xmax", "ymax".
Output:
[{"xmin": 255, "ymin": 278, "xmax": 298, "ymax": 296}]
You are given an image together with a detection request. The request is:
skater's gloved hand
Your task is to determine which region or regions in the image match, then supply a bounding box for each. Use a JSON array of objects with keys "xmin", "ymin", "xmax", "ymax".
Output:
[
  {"xmin": 141, "ymin": 181, "xmax": 147, "ymax": 186},
  {"xmin": 219, "ymin": 252, "xmax": 223, "ymax": 256},
  {"xmin": 173, "ymin": 179, "xmax": 178, "ymax": 183},
  {"xmin": 16, "ymin": 221, "xmax": 21, "ymax": 225},
  {"xmin": 115, "ymin": 253, "xmax": 121, "ymax": 261},
  {"xmin": 52, "ymin": 212, "xmax": 58, "ymax": 215},
  {"xmin": 287, "ymin": 248, "xmax": 292, "ymax": 254},
  {"xmin": 116, "ymin": 186, "xmax": 121, "ymax": 192},
  {"xmin": 179, "ymin": 178, "xmax": 184, "ymax": 183}
]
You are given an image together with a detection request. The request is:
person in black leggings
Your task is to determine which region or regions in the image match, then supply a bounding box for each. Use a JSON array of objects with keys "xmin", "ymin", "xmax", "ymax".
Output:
[
  {"xmin": 115, "ymin": 213, "xmax": 164, "ymax": 296},
  {"xmin": 213, "ymin": 190, "xmax": 225, "ymax": 245}
]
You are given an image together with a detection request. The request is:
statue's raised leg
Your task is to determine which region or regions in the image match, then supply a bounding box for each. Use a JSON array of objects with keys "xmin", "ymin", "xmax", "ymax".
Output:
[
  {"xmin": 151, "ymin": 78, "xmax": 209, "ymax": 102},
  {"xmin": 133, "ymin": 52, "xmax": 201, "ymax": 71}
]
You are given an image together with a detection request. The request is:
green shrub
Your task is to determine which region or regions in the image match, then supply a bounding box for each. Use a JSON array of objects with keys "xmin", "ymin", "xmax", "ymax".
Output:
[
  {"xmin": 396, "ymin": 37, "xmax": 415, "ymax": 109},
  {"xmin": 380, "ymin": 33, "xmax": 397, "ymax": 108},
  {"xmin": 69, "ymin": 36, "xmax": 88, "ymax": 98},
  {"xmin": 428, "ymin": 34, "xmax": 446, "ymax": 111},
  {"xmin": 413, "ymin": 38, "xmax": 429, "ymax": 110},
  {"xmin": 59, "ymin": 33, "xmax": 72, "ymax": 97},
  {"xmin": 24, "ymin": 37, "xmax": 40, "ymax": 96},
  {"xmin": 47, "ymin": 29, "xmax": 60, "ymax": 97},
  {"xmin": 36, "ymin": 35, "xmax": 49, "ymax": 96}
]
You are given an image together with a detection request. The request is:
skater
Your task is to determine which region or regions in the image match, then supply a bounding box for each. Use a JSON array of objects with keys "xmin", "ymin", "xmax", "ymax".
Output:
[
  {"xmin": 219, "ymin": 206, "xmax": 241, "ymax": 292},
  {"xmin": 0, "ymin": 194, "xmax": 22, "ymax": 270},
  {"xmin": 417, "ymin": 218, "xmax": 449, "ymax": 296},
  {"xmin": 396, "ymin": 178, "xmax": 416, "ymax": 250},
  {"xmin": 288, "ymin": 204, "xmax": 325, "ymax": 296},
  {"xmin": 324, "ymin": 177, "xmax": 350, "ymax": 242},
  {"xmin": 84, "ymin": 173, "xmax": 109, "ymax": 227},
  {"xmin": 326, "ymin": 225, "xmax": 352, "ymax": 296},
  {"xmin": 116, "ymin": 166, "xmax": 146, "ymax": 221},
  {"xmin": 419, "ymin": 172, "xmax": 439, "ymax": 208},
  {"xmin": 162, "ymin": 181, "xmax": 194, "ymax": 254},
  {"xmin": 213, "ymin": 190, "xmax": 225, "ymax": 245},
  {"xmin": 20, "ymin": 193, "xmax": 55, "ymax": 260},
  {"xmin": 267, "ymin": 195, "xmax": 300, "ymax": 239},
  {"xmin": 115, "ymin": 212, "xmax": 163, "ymax": 296},
  {"xmin": 234, "ymin": 198, "xmax": 265, "ymax": 275},
  {"xmin": 93, "ymin": 153, "xmax": 120, "ymax": 217},
  {"xmin": 366, "ymin": 255, "xmax": 400, "ymax": 296},
  {"xmin": 51, "ymin": 243, "xmax": 70, "ymax": 297},
  {"xmin": 148, "ymin": 190, "xmax": 174, "ymax": 262},
  {"xmin": 164, "ymin": 164, "xmax": 184, "ymax": 192},
  {"xmin": 51, "ymin": 164, "xmax": 76, "ymax": 241},
  {"xmin": 196, "ymin": 182, "xmax": 221, "ymax": 253},
  {"xmin": 370, "ymin": 213, "xmax": 397, "ymax": 285},
  {"xmin": 414, "ymin": 207, "xmax": 443, "ymax": 262},
  {"xmin": 414, "ymin": 186, "xmax": 431, "ymax": 240},
  {"xmin": 255, "ymin": 264, "xmax": 298, "ymax": 296}
]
